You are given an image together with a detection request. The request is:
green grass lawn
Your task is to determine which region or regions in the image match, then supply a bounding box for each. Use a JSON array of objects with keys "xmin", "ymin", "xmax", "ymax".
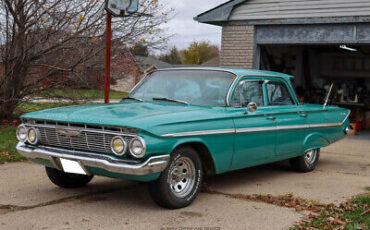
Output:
[
  {"xmin": 291, "ymin": 193, "xmax": 370, "ymax": 230},
  {"xmin": 0, "ymin": 126, "xmax": 25, "ymax": 164},
  {"xmin": 344, "ymin": 195, "xmax": 370, "ymax": 229},
  {"xmin": 37, "ymin": 89, "xmax": 128, "ymax": 100}
]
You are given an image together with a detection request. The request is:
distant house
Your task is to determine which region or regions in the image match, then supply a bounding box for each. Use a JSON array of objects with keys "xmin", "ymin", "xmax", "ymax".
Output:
[
  {"xmin": 202, "ymin": 56, "xmax": 220, "ymax": 67},
  {"xmin": 1, "ymin": 36, "xmax": 172, "ymax": 93},
  {"xmin": 111, "ymin": 55, "xmax": 172, "ymax": 92},
  {"xmin": 134, "ymin": 55, "xmax": 172, "ymax": 73}
]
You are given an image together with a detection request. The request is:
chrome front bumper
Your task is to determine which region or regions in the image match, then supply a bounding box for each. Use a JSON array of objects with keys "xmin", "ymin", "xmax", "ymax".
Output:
[{"xmin": 17, "ymin": 143, "xmax": 170, "ymax": 176}]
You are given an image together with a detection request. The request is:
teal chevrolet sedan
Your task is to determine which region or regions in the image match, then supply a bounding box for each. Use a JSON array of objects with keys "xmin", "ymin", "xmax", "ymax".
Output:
[{"xmin": 16, "ymin": 68, "xmax": 352, "ymax": 209}]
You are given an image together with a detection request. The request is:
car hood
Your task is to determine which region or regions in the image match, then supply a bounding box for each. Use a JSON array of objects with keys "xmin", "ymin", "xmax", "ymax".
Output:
[{"xmin": 21, "ymin": 101, "xmax": 228, "ymax": 135}]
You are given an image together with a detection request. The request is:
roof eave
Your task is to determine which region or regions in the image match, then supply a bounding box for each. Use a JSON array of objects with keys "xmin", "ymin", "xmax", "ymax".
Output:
[{"xmin": 194, "ymin": 0, "xmax": 246, "ymax": 25}]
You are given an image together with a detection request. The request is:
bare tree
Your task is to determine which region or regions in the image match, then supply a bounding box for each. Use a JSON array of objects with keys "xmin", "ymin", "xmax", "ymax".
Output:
[{"xmin": 0, "ymin": 0, "xmax": 170, "ymax": 119}]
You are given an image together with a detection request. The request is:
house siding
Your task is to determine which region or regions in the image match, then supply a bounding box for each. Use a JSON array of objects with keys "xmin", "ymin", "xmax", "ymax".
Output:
[
  {"xmin": 220, "ymin": 25, "xmax": 255, "ymax": 68},
  {"xmin": 230, "ymin": 0, "xmax": 370, "ymax": 20}
]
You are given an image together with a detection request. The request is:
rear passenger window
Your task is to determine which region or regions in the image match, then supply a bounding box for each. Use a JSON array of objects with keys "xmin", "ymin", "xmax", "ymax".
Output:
[
  {"xmin": 231, "ymin": 81, "xmax": 264, "ymax": 108},
  {"xmin": 266, "ymin": 81, "xmax": 294, "ymax": 106}
]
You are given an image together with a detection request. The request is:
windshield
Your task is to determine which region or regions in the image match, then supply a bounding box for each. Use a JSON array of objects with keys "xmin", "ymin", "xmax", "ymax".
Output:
[{"xmin": 129, "ymin": 70, "xmax": 236, "ymax": 106}]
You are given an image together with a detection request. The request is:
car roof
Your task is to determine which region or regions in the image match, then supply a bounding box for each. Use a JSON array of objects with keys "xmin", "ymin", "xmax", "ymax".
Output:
[{"xmin": 158, "ymin": 67, "xmax": 294, "ymax": 81}]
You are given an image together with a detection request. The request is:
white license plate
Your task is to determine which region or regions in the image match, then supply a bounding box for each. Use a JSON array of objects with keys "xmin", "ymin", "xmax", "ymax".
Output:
[{"xmin": 60, "ymin": 158, "xmax": 87, "ymax": 175}]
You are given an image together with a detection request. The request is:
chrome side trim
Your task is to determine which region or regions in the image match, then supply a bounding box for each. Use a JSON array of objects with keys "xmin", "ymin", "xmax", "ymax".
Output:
[
  {"xmin": 237, "ymin": 123, "xmax": 341, "ymax": 134},
  {"xmin": 308, "ymin": 123, "xmax": 342, "ymax": 129},
  {"xmin": 161, "ymin": 123, "xmax": 343, "ymax": 137},
  {"xmin": 161, "ymin": 129, "xmax": 235, "ymax": 138},
  {"xmin": 17, "ymin": 143, "xmax": 169, "ymax": 176}
]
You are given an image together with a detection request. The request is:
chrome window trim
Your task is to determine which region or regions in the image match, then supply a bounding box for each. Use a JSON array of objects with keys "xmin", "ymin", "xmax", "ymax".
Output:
[
  {"xmin": 161, "ymin": 122, "xmax": 343, "ymax": 138},
  {"xmin": 129, "ymin": 69, "xmax": 296, "ymax": 107},
  {"xmin": 229, "ymin": 79, "xmax": 265, "ymax": 108},
  {"xmin": 225, "ymin": 76, "xmax": 240, "ymax": 107},
  {"xmin": 130, "ymin": 68, "xmax": 238, "ymax": 107},
  {"xmin": 264, "ymin": 79, "xmax": 296, "ymax": 106},
  {"xmin": 226, "ymin": 74, "xmax": 297, "ymax": 107},
  {"xmin": 128, "ymin": 71, "xmax": 150, "ymax": 95},
  {"xmin": 264, "ymin": 76, "xmax": 300, "ymax": 105}
]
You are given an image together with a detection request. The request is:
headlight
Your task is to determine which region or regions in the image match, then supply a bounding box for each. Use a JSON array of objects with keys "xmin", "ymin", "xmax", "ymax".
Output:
[
  {"xmin": 129, "ymin": 137, "xmax": 146, "ymax": 158},
  {"xmin": 27, "ymin": 127, "xmax": 39, "ymax": 144},
  {"xmin": 111, "ymin": 136, "xmax": 127, "ymax": 156},
  {"xmin": 16, "ymin": 125, "xmax": 27, "ymax": 142}
]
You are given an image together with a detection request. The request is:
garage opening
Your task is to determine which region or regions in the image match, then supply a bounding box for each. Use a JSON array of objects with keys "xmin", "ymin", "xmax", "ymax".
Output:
[{"xmin": 259, "ymin": 44, "xmax": 370, "ymax": 132}]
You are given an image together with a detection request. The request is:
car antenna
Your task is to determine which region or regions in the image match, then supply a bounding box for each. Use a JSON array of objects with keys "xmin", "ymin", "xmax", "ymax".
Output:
[{"xmin": 323, "ymin": 83, "xmax": 334, "ymax": 110}]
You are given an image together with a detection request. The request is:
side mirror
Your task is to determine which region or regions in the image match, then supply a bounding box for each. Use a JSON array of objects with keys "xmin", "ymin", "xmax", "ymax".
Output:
[{"xmin": 244, "ymin": 102, "xmax": 258, "ymax": 114}]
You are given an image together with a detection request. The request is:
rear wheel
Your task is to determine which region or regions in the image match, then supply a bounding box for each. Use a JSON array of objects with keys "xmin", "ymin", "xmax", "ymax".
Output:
[
  {"xmin": 148, "ymin": 146, "xmax": 203, "ymax": 209},
  {"xmin": 45, "ymin": 167, "xmax": 93, "ymax": 188},
  {"xmin": 290, "ymin": 149, "xmax": 320, "ymax": 172}
]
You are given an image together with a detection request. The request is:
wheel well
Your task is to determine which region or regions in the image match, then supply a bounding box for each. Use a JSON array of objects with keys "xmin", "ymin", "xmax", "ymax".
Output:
[{"xmin": 174, "ymin": 142, "xmax": 215, "ymax": 176}]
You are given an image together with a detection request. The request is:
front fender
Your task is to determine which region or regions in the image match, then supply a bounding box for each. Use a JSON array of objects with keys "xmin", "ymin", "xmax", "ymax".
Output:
[{"xmin": 166, "ymin": 134, "xmax": 234, "ymax": 174}]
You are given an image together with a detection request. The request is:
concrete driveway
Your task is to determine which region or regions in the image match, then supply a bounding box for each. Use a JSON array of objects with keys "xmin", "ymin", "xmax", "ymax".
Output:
[{"xmin": 0, "ymin": 136, "xmax": 369, "ymax": 230}]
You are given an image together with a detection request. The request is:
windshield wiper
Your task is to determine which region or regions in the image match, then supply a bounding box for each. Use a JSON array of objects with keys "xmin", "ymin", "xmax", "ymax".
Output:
[
  {"xmin": 122, "ymin": 96, "xmax": 142, "ymax": 102},
  {"xmin": 152, "ymin": 97, "xmax": 188, "ymax": 105}
]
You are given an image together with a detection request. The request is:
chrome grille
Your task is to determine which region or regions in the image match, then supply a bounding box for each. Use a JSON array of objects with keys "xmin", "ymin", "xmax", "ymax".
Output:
[{"xmin": 26, "ymin": 121, "xmax": 137, "ymax": 154}]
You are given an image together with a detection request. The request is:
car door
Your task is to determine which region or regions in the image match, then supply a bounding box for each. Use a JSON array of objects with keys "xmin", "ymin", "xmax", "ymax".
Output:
[
  {"xmin": 264, "ymin": 79, "xmax": 307, "ymax": 158},
  {"xmin": 227, "ymin": 79, "xmax": 276, "ymax": 171}
]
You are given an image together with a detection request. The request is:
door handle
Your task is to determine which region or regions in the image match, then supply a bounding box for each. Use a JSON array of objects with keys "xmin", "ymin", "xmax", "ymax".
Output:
[
  {"xmin": 266, "ymin": 116, "xmax": 276, "ymax": 121},
  {"xmin": 300, "ymin": 113, "xmax": 308, "ymax": 118}
]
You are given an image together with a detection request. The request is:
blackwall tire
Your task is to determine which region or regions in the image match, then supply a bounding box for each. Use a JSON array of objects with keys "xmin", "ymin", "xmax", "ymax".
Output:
[
  {"xmin": 148, "ymin": 146, "xmax": 203, "ymax": 209},
  {"xmin": 45, "ymin": 166, "xmax": 94, "ymax": 188},
  {"xmin": 290, "ymin": 149, "xmax": 320, "ymax": 173}
]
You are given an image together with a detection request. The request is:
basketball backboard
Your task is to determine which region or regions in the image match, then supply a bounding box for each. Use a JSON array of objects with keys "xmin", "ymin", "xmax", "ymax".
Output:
[{"xmin": 105, "ymin": 0, "xmax": 139, "ymax": 17}]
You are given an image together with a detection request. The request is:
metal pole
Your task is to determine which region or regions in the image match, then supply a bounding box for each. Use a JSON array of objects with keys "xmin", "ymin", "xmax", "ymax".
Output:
[{"xmin": 104, "ymin": 12, "xmax": 112, "ymax": 104}]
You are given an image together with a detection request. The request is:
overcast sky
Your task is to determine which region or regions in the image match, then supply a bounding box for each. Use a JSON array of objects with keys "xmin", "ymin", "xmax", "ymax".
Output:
[{"xmin": 159, "ymin": 0, "xmax": 227, "ymax": 53}]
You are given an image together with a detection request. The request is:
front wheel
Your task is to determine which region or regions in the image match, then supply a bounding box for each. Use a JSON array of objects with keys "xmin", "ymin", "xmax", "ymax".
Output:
[
  {"xmin": 290, "ymin": 149, "xmax": 320, "ymax": 172},
  {"xmin": 45, "ymin": 167, "xmax": 94, "ymax": 188},
  {"xmin": 148, "ymin": 146, "xmax": 203, "ymax": 209}
]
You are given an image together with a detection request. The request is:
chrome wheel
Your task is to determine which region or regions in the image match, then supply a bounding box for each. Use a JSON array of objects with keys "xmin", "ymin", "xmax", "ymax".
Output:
[
  {"xmin": 169, "ymin": 156, "xmax": 196, "ymax": 198},
  {"xmin": 304, "ymin": 149, "xmax": 317, "ymax": 165},
  {"xmin": 291, "ymin": 149, "xmax": 320, "ymax": 172},
  {"xmin": 149, "ymin": 146, "xmax": 203, "ymax": 209}
]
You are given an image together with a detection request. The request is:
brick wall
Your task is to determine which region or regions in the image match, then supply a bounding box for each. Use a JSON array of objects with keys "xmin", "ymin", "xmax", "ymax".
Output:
[{"xmin": 220, "ymin": 25, "xmax": 255, "ymax": 69}]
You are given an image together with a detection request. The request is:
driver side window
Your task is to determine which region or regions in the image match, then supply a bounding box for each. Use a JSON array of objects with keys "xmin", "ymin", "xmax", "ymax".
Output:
[
  {"xmin": 231, "ymin": 81, "xmax": 264, "ymax": 108},
  {"xmin": 266, "ymin": 81, "xmax": 294, "ymax": 106}
]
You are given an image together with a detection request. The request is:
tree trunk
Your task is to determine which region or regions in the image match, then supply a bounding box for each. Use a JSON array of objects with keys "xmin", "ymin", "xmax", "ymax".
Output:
[
  {"xmin": 0, "ymin": 99, "xmax": 17, "ymax": 120},
  {"xmin": 0, "ymin": 1, "xmax": 27, "ymax": 120},
  {"xmin": 0, "ymin": 62, "xmax": 25, "ymax": 120}
]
